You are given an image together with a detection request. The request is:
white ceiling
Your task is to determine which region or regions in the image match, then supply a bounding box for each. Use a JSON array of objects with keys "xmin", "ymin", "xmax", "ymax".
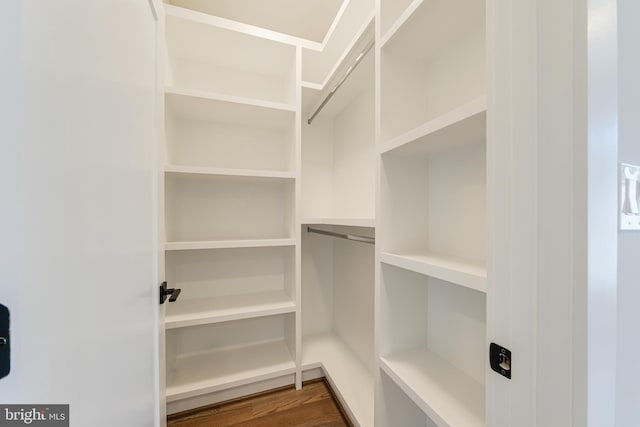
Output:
[{"xmin": 169, "ymin": 0, "xmax": 345, "ymax": 43}]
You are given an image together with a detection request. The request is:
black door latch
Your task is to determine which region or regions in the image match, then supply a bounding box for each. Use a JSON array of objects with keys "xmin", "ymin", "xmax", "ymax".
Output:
[
  {"xmin": 0, "ymin": 304, "xmax": 9, "ymax": 379},
  {"xmin": 160, "ymin": 282, "xmax": 181, "ymax": 304},
  {"xmin": 490, "ymin": 342, "xmax": 511, "ymax": 379}
]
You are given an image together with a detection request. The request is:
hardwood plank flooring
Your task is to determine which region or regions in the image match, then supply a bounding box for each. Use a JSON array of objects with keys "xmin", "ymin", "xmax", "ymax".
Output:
[{"xmin": 168, "ymin": 380, "xmax": 351, "ymax": 427}]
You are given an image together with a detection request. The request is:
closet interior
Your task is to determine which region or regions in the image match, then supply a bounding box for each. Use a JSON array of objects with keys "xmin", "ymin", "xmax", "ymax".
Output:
[
  {"xmin": 159, "ymin": 0, "xmax": 489, "ymax": 425},
  {"xmin": 377, "ymin": 0, "xmax": 487, "ymax": 426}
]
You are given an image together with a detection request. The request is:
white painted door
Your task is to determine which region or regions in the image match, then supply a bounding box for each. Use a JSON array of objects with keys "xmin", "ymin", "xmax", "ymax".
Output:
[{"xmin": 0, "ymin": 1, "xmax": 161, "ymax": 426}]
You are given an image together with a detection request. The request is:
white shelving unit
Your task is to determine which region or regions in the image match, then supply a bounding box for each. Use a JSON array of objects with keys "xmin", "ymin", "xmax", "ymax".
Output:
[
  {"xmin": 376, "ymin": 0, "xmax": 488, "ymax": 426},
  {"xmin": 161, "ymin": 3, "xmax": 300, "ymax": 414},
  {"xmin": 157, "ymin": 0, "xmax": 492, "ymax": 424}
]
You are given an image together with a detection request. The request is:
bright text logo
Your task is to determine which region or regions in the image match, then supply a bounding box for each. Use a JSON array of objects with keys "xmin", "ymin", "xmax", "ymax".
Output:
[{"xmin": 0, "ymin": 405, "xmax": 68, "ymax": 426}]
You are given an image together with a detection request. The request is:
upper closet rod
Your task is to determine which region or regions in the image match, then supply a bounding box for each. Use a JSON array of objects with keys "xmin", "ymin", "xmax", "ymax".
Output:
[
  {"xmin": 307, "ymin": 38, "xmax": 375, "ymax": 125},
  {"xmin": 307, "ymin": 226, "xmax": 375, "ymax": 245}
]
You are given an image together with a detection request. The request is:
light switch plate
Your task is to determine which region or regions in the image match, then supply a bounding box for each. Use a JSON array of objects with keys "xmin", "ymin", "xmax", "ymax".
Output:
[{"xmin": 620, "ymin": 163, "xmax": 640, "ymax": 230}]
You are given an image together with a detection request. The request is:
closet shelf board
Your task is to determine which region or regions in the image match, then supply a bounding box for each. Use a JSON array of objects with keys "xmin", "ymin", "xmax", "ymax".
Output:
[
  {"xmin": 165, "ymin": 86, "xmax": 296, "ymax": 113},
  {"xmin": 164, "ymin": 3, "xmax": 320, "ymax": 50},
  {"xmin": 165, "ymin": 89, "xmax": 295, "ymax": 129},
  {"xmin": 302, "ymin": 333, "xmax": 374, "ymax": 427},
  {"xmin": 165, "ymin": 238, "xmax": 296, "ymax": 251},
  {"xmin": 166, "ymin": 339, "xmax": 296, "ymax": 402},
  {"xmin": 165, "ymin": 290, "xmax": 296, "ymax": 329},
  {"xmin": 380, "ymin": 97, "xmax": 487, "ymax": 156},
  {"xmin": 301, "ymin": 218, "xmax": 375, "ymax": 228},
  {"xmin": 301, "ymin": 81, "xmax": 323, "ymax": 91},
  {"xmin": 380, "ymin": 252, "xmax": 486, "ymax": 293},
  {"xmin": 165, "ymin": 165, "xmax": 295, "ymax": 181},
  {"xmin": 380, "ymin": 349, "xmax": 484, "ymax": 427}
]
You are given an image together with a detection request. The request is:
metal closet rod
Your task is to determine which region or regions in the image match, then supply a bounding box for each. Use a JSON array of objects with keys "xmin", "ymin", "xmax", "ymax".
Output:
[
  {"xmin": 307, "ymin": 38, "xmax": 375, "ymax": 125},
  {"xmin": 307, "ymin": 227, "xmax": 375, "ymax": 245}
]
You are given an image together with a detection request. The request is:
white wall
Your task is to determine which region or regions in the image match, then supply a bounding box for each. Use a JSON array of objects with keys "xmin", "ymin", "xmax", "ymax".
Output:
[{"xmin": 616, "ymin": 1, "xmax": 640, "ymax": 425}]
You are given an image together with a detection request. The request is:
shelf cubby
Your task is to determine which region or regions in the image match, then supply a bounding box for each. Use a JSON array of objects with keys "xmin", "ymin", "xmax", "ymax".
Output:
[
  {"xmin": 302, "ymin": 45, "xmax": 375, "ymax": 220},
  {"xmin": 165, "ymin": 246, "xmax": 295, "ymax": 329},
  {"xmin": 378, "ymin": 263, "xmax": 486, "ymax": 427},
  {"xmin": 301, "ymin": 224, "xmax": 375, "ymax": 426},
  {"xmin": 165, "ymin": 173, "xmax": 294, "ymax": 243},
  {"xmin": 379, "ymin": 0, "xmax": 486, "ymax": 142},
  {"xmin": 165, "ymin": 7, "xmax": 297, "ymax": 106},
  {"xmin": 166, "ymin": 314, "xmax": 296, "ymax": 402},
  {"xmin": 165, "ymin": 89, "xmax": 296, "ymax": 173},
  {"xmin": 380, "ymin": 132, "xmax": 486, "ymax": 274}
]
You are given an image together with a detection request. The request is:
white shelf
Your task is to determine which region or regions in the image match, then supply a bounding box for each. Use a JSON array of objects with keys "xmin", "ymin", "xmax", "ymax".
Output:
[
  {"xmin": 302, "ymin": 333, "xmax": 374, "ymax": 427},
  {"xmin": 380, "ymin": 97, "xmax": 487, "ymax": 156},
  {"xmin": 301, "ymin": 217, "xmax": 375, "ymax": 228},
  {"xmin": 380, "ymin": 252, "xmax": 486, "ymax": 293},
  {"xmin": 301, "ymin": 81, "xmax": 323, "ymax": 91},
  {"xmin": 166, "ymin": 339, "xmax": 296, "ymax": 402},
  {"xmin": 380, "ymin": 348, "xmax": 485, "ymax": 427},
  {"xmin": 165, "ymin": 86, "xmax": 295, "ymax": 113},
  {"xmin": 164, "ymin": 3, "xmax": 320, "ymax": 50},
  {"xmin": 166, "ymin": 290, "xmax": 296, "ymax": 329},
  {"xmin": 165, "ymin": 165, "xmax": 295, "ymax": 181},
  {"xmin": 165, "ymin": 238, "xmax": 296, "ymax": 251}
]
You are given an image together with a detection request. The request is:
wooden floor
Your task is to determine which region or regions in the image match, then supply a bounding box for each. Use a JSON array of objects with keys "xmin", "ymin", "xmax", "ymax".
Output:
[{"xmin": 167, "ymin": 380, "xmax": 351, "ymax": 427}]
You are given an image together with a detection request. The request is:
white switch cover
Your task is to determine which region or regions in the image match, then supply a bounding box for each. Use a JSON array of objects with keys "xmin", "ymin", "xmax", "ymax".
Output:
[{"xmin": 620, "ymin": 163, "xmax": 640, "ymax": 230}]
